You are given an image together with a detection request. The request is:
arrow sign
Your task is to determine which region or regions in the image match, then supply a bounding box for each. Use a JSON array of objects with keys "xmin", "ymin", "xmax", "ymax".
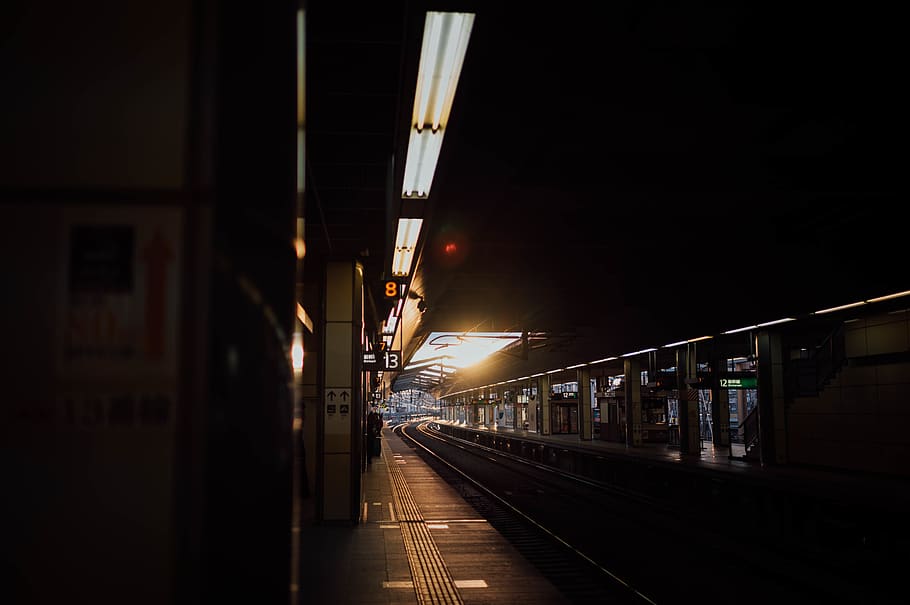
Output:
[
  {"xmin": 340, "ymin": 391, "xmax": 349, "ymax": 401},
  {"xmin": 327, "ymin": 390, "xmax": 336, "ymax": 401}
]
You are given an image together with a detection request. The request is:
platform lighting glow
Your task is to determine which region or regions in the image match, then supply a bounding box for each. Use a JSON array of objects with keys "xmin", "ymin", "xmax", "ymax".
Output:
[
  {"xmin": 296, "ymin": 303, "xmax": 314, "ymax": 333},
  {"xmin": 291, "ymin": 332, "xmax": 304, "ymax": 372},
  {"xmin": 621, "ymin": 347, "xmax": 657, "ymax": 357},
  {"xmin": 812, "ymin": 301, "xmax": 866, "ymax": 315},
  {"xmin": 402, "ymin": 11, "xmax": 475, "ymax": 199},
  {"xmin": 383, "ymin": 314, "xmax": 398, "ymax": 336},
  {"xmin": 867, "ymin": 290, "xmax": 910, "ymax": 303},
  {"xmin": 687, "ymin": 336, "xmax": 712, "ymax": 343},
  {"xmin": 566, "ymin": 363, "xmax": 587, "ymax": 369},
  {"xmin": 722, "ymin": 325, "xmax": 758, "ymax": 334},
  {"xmin": 408, "ymin": 331, "xmax": 522, "ymax": 369},
  {"xmin": 531, "ymin": 372, "xmax": 545, "ymax": 377},
  {"xmin": 517, "ymin": 376, "xmax": 530, "ymax": 380},
  {"xmin": 588, "ymin": 356, "xmax": 618, "ymax": 365},
  {"xmin": 663, "ymin": 340, "xmax": 689, "ymax": 348},
  {"xmin": 392, "ymin": 218, "xmax": 423, "ymax": 276},
  {"xmin": 546, "ymin": 368, "xmax": 564, "ymax": 374},
  {"xmin": 756, "ymin": 317, "xmax": 796, "ymax": 327}
]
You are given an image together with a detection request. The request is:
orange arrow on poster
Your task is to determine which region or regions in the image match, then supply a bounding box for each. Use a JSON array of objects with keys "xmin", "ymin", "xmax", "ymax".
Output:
[{"xmin": 141, "ymin": 229, "xmax": 173, "ymax": 359}]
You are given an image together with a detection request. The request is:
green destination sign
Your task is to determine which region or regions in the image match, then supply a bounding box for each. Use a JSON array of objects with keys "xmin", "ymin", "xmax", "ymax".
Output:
[{"xmin": 719, "ymin": 377, "xmax": 757, "ymax": 389}]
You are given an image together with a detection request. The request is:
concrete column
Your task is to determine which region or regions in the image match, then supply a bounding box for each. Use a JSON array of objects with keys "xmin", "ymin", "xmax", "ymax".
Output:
[
  {"xmin": 578, "ymin": 367, "xmax": 593, "ymax": 441},
  {"xmin": 320, "ymin": 260, "xmax": 363, "ymax": 523},
  {"xmin": 676, "ymin": 348, "xmax": 700, "ymax": 455},
  {"xmin": 539, "ymin": 374, "xmax": 551, "ymax": 435},
  {"xmin": 711, "ymin": 356, "xmax": 731, "ymax": 447},
  {"xmin": 624, "ymin": 359, "xmax": 641, "ymax": 446},
  {"xmin": 756, "ymin": 331, "xmax": 788, "ymax": 465}
]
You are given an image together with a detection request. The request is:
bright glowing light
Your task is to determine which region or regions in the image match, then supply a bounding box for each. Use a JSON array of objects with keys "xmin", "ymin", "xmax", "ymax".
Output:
[
  {"xmin": 392, "ymin": 218, "xmax": 423, "ymax": 276},
  {"xmin": 291, "ymin": 332, "xmax": 304, "ymax": 371},
  {"xmin": 812, "ymin": 300, "xmax": 866, "ymax": 315},
  {"xmin": 867, "ymin": 290, "xmax": 910, "ymax": 303},
  {"xmin": 408, "ymin": 331, "xmax": 523, "ymax": 369}
]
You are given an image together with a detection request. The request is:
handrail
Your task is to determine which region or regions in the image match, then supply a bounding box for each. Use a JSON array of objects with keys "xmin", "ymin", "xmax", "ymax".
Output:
[
  {"xmin": 785, "ymin": 322, "xmax": 847, "ymax": 399},
  {"xmin": 742, "ymin": 404, "xmax": 759, "ymax": 453}
]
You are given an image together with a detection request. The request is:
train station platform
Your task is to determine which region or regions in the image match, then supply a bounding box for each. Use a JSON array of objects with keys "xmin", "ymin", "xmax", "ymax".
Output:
[
  {"xmin": 441, "ymin": 420, "xmax": 910, "ymax": 510},
  {"xmin": 295, "ymin": 419, "xmax": 908, "ymax": 604},
  {"xmin": 296, "ymin": 426, "xmax": 573, "ymax": 605}
]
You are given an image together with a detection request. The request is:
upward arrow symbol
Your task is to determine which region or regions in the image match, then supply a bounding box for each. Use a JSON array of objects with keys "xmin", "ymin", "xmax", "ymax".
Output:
[
  {"xmin": 327, "ymin": 391, "xmax": 336, "ymax": 401},
  {"xmin": 340, "ymin": 391, "xmax": 349, "ymax": 401}
]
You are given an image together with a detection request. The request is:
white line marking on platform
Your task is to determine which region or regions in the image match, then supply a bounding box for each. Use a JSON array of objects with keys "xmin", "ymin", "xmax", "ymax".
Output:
[
  {"xmin": 454, "ymin": 580, "xmax": 488, "ymax": 588},
  {"xmin": 426, "ymin": 524, "xmax": 449, "ymax": 529},
  {"xmin": 383, "ymin": 581, "xmax": 413, "ymax": 589}
]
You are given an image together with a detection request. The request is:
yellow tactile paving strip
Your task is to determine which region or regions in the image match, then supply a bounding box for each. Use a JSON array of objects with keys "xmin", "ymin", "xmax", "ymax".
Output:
[{"xmin": 386, "ymin": 445, "xmax": 464, "ymax": 605}]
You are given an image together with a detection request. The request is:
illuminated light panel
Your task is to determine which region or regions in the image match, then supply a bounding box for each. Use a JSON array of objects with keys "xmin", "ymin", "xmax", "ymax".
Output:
[
  {"xmin": 621, "ymin": 347, "xmax": 657, "ymax": 357},
  {"xmin": 867, "ymin": 290, "xmax": 910, "ymax": 303},
  {"xmin": 291, "ymin": 332, "xmax": 304, "ymax": 371},
  {"xmin": 662, "ymin": 340, "xmax": 688, "ymax": 348},
  {"xmin": 402, "ymin": 129, "xmax": 444, "ymax": 198},
  {"xmin": 723, "ymin": 325, "xmax": 758, "ymax": 334},
  {"xmin": 296, "ymin": 303, "xmax": 314, "ymax": 333},
  {"xmin": 588, "ymin": 356, "xmax": 618, "ymax": 364},
  {"xmin": 401, "ymin": 11, "xmax": 475, "ymax": 199},
  {"xmin": 756, "ymin": 317, "xmax": 796, "ymax": 327},
  {"xmin": 812, "ymin": 301, "xmax": 866, "ymax": 315},
  {"xmin": 392, "ymin": 218, "xmax": 423, "ymax": 277}
]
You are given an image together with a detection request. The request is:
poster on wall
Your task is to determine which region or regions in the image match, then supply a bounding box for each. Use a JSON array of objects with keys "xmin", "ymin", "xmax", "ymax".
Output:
[{"xmin": 56, "ymin": 205, "xmax": 183, "ymax": 429}]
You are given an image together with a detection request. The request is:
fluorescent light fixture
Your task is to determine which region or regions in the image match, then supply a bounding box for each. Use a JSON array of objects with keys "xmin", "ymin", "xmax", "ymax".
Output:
[
  {"xmin": 383, "ymin": 314, "xmax": 398, "ymax": 335},
  {"xmin": 867, "ymin": 290, "xmax": 910, "ymax": 303},
  {"xmin": 296, "ymin": 303, "xmax": 314, "ymax": 333},
  {"xmin": 566, "ymin": 363, "xmax": 587, "ymax": 369},
  {"xmin": 402, "ymin": 129, "xmax": 444, "ymax": 198},
  {"xmin": 531, "ymin": 372, "xmax": 545, "ymax": 377},
  {"xmin": 588, "ymin": 356, "xmax": 618, "ymax": 364},
  {"xmin": 291, "ymin": 332, "xmax": 304, "ymax": 372},
  {"xmin": 546, "ymin": 368, "xmax": 564, "ymax": 374},
  {"xmin": 392, "ymin": 218, "xmax": 423, "ymax": 276},
  {"xmin": 662, "ymin": 340, "xmax": 689, "ymax": 348},
  {"xmin": 516, "ymin": 376, "xmax": 530, "ymax": 380},
  {"xmin": 401, "ymin": 11, "xmax": 475, "ymax": 199},
  {"xmin": 812, "ymin": 301, "xmax": 865, "ymax": 315},
  {"xmin": 687, "ymin": 336, "xmax": 712, "ymax": 343},
  {"xmin": 723, "ymin": 325, "xmax": 758, "ymax": 334},
  {"xmin": 621, "ymin": 348, "xmax": 657, "ymax": 358},
  {"xmin": 756, "ymin": 317, "xmax": 796, "ymax": 327}
]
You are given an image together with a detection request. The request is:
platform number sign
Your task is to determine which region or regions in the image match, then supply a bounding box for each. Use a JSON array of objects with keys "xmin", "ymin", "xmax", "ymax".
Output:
[
  {"xmin": 363, "ymin": 349, "xmax": 402, "ymax": 371},
  {"xmin": 383, "ymin": 350, "xmax": 400, "ymax": 370},
  {"xmin": 383, "ymin": 279, "xmax": 406, "ymax": 300}
]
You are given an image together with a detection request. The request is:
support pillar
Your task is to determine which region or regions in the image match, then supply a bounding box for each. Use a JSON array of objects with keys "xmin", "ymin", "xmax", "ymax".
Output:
[
  {"xmin": 319, "ymin": 260, "xmax": 363, "ymax": 523},
  {"xmin": 539, "ymin": 375, "xmax": 551, "ymax": 435},
  {"xmin": 677, "ymin": 348, "xmax": 700, "ymax": 455},
  {"xmin": 711, "ymin": 356, "xmax": 731, "ymax": 448},
  {"xmin": 624, "ymin": 359, "xmax": 641, "ymax": 446},
  {"xmin": 756, "ymin": 331, "xmax": 788, "ymax": 465},
  {"xmin": 578, "ymin": 367, "xmax": 593, "ymax": 441}
]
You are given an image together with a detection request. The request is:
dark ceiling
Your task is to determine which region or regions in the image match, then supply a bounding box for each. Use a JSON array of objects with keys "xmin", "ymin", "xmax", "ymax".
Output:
[{"xmin": 304, "ymin": 1, "xmax": 904, "ymax": 392}]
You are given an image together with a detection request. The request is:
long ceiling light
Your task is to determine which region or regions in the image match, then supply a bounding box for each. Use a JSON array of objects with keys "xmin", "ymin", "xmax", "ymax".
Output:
[
  {"xmin": 401, "ymin": 11, "xmax": 475, "ymax": 199},
  {"xmin": 392, "ymin": 217, "xmax": 423, "ymax": 277}
]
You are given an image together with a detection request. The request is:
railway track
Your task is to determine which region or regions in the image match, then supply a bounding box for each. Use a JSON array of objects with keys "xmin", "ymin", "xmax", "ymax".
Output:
[{"xmin": 396, "ymin": 422, "xmax": 898, "ymax": 605}]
